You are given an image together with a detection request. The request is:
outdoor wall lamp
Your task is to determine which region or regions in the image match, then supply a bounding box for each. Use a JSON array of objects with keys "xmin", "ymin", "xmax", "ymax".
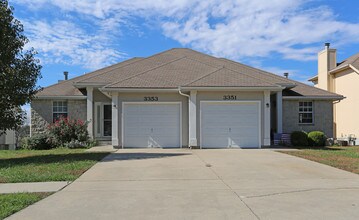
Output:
[{"xmin": 266, "ymin": 103, "xmax": 270, "ymax": 108}]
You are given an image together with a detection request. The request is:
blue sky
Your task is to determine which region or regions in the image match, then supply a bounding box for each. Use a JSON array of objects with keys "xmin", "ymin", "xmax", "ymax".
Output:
[{"xmin": 9, "ymin": 0, "xmax": 359, "ymax": 88}]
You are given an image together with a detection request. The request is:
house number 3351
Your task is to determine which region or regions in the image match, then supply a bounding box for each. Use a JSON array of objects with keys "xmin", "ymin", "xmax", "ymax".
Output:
[{"xmin": 223, "ymin": 95, "xmax": 237, "ymax": 100}]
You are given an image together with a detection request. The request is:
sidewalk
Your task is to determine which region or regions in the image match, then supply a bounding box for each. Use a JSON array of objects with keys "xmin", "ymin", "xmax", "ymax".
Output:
[
  {"xmin": 85, "ymin": 145, "xmax": 117, "ymax": 153},
  {"xmin": 0, "ymin": 181, "xmax": 70, "ymax": 194}
]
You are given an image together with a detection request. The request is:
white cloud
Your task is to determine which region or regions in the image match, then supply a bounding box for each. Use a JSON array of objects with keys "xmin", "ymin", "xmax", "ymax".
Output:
[
  {"xmin": 23, "ymin": 20, "xmax": 126, "ymax": 69},
  {"xmin": 13, "ymin": 0, "xmax": 359, "ymax": 67}
]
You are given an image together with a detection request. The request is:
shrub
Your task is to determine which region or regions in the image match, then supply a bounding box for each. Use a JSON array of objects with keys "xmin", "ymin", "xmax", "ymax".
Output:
[
  {"xmin": 308, "ymin": 131, "xmax": 326, "ymax": 147},
  {"xmin": 47, "ymin": 117, "xmax": 90, "ymax": 148},
  {"xmin": 291, "ymin": 131, "xmax": 308, "ymax": 146},
  {"xmin": 21, "ymin": 134, "xmax": 52, "ymax": 150}
]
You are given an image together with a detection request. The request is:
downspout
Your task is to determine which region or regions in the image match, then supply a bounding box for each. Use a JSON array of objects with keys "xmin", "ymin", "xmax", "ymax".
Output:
[{"xmin": 178, "ymin": 87, "xmax": 191, "ymax": 148}]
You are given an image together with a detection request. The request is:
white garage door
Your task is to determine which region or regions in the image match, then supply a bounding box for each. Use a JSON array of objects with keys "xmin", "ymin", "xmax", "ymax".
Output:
[
  {"xmin": 201, "ymin": 101, "xmax": 261, "ymax": 148},
  {"xmin": 123, "ymin": 103, "xmax": 181, "ymax": 148}
]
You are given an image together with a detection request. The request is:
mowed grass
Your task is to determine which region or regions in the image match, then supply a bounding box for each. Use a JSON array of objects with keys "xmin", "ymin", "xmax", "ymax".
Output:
[
  {"xmin": 280, "ymin": 146, "xmax": 359, "ymax": 174},
  {"xmin": 0, "ymin": 148, "xmax": 109, "ymax": 183},
  {"xmin": 0, "ymin": 192, "xmax": 51, "ymax": 219}
]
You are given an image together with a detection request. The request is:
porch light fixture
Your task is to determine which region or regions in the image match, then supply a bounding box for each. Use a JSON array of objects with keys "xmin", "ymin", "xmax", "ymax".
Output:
[{"xmin": 266, "ymin": 103, "xmax": 270, "ymax": 108}]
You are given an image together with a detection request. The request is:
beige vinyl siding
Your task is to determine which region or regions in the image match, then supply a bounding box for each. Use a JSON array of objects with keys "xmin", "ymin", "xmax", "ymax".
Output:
[{"xmin": 333, "ymin": 69, "xmax": 359, "ymax": 138}]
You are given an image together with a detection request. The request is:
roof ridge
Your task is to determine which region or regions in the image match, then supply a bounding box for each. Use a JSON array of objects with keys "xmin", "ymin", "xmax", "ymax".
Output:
[
  {"xmin": 183, "ymin": 67, "xmax": 224, "ymax": 86},
  {"xmin": 104, "ymin": 56, "xmax": 187, "ymax": 88},
  {"xmin": 75, "ymin": 57, "xmax": 143, "ymax": 84}
]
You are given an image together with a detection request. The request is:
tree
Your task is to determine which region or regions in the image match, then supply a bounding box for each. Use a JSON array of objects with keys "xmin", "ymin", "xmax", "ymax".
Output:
[{"xmin": 0, "ymin": 0, "xmax": 42, "ymax": 134}]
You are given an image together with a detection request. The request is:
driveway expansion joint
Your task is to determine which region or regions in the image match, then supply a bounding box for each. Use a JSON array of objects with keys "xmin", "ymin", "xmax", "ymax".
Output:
[
  {"xmin": 192, "ymin": 151, "xmax": 261, "ymax": 220},
  {"xmin": 244, "ymin": 187, "xmax": 359, "ymax": 199}
]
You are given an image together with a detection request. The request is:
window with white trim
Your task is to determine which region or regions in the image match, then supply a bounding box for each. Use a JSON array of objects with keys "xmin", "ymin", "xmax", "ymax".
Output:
[
  {"xmin": 299, "ymin": 101, "xmax": 313, "ymax": 124},
  {"xmin": 53, "ymin": 101, "xmax": 68, "ymax": 122}
]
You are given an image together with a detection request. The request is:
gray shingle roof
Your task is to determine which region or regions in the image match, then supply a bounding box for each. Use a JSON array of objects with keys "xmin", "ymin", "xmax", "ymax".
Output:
[
  {"xmin": 36, "ymin": 48, "xmax": 342, "ymax": 99},
  {"xmin": 330, "ymin": 52, "xmax": 359, "ymax": 72},
  {"xmin": 36, "ymin": 57, "xmax": 142, "ymax": 97}
]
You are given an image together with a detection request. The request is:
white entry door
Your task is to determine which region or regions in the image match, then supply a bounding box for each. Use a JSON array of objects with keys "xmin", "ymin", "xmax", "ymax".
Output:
[
  {"xmin": 201, "ymin": 101, "xmax": 261, "ymax": 148},
  {"xmin": 95, "ymin": 103, "xmax": 112, "ymax": 137},
  {"xmin": 123, "ymin": 102, "xmax": 181, "ymax": 148}
]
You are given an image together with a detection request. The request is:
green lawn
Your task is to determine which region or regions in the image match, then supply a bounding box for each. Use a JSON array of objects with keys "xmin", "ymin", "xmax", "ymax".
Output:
[
  {"xmin": 280, "ymin": 146, "xmax": 359, "ymax": 174},
  {"xmin": 0, "ymin": 148, "xmax": 109, "ymax": 183},
  {"xmin": 0, "ymin": 192, "xmax": 51, "ymax": 219}
]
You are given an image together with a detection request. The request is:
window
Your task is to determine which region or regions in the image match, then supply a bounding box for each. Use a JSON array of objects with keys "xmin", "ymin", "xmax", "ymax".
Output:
[
  {"xmin": 53, "ymin": 101, "xmax": 68, "ymax": 122},
  {"xmin": 299, "ymin": 101, "xmax": 313, "ymax": 124}
]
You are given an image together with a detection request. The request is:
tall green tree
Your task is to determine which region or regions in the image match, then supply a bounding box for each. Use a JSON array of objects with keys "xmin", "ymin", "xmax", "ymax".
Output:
[{"xmin": 0, "ymin": 0, "xmax": 41, "ymax": 134}]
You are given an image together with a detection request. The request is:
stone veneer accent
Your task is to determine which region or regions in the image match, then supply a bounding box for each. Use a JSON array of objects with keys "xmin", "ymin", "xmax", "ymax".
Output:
[
  {"xmin": 31, "ymin": 99, "xmax": 87, "ymax": 135},
  {"xmin": 282, "ymin": 100, "xmax": 333, "ymax": 137}
]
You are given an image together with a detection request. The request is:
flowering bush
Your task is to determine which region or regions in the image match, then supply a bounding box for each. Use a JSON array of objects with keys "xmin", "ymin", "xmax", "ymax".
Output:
[{"xmin": 47, "ymin": 117, "xmax": 90, "ymax": 148}]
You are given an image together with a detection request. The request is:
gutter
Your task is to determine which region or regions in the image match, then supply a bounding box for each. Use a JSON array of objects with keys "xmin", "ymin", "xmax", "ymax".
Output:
[
  {"xmin": 34, "ymin": 96, "xmax": 87, "ymax": 100},
  {"xmin": 283, "ymin": 96, "xmax": 344, "ymax": 101},
  {"xmin": 99, "ymin": 88, "xmax": 180, "ymax": 93},
  {"xmin": 179, "ymin": 86, "xmax": 285, "ymax": 91},
  {"xmin": 329, "ymin": 64, "xmax": 350, "ymax": 74},
  {"xmin": 100, "ymin": 86, "xmax": 285, "ymax": 92}
]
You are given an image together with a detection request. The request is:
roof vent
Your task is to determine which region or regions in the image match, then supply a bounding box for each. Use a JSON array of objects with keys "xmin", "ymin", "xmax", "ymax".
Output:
[
  {"xmin": 325, "ymin": 42, "xmax": 330, "ymax": 49},
  {"xmin": 64, "ymin": 71, "xmax": 69, "ymax": 80},
  {"xmin": 283, "ymin": 72, "xmax": 289, "ymax": 78}
]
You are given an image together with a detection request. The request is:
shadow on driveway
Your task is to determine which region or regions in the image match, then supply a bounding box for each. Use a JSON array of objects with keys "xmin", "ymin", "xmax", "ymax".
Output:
[{"xmin": 102, "ymin": 152, "xmax": 191, "ymax": 162}]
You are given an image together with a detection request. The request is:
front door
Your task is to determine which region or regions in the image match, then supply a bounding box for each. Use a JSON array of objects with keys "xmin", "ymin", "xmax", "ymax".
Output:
[{"xmin": 95, "ymin": 103, "xmax": 112, "ymax": 137}]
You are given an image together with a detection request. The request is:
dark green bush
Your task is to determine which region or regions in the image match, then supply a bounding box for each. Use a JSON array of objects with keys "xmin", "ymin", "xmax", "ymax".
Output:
[
  {"xmin": 308, "ymin": 131, "xmax": 326, "ymax": 147},
  {"xmin": 291, "ymin": 131, "xmax": 308, "ymax": 146},
  {"xmin": 21, "ymin": 134, "xmax": 53, "ymax": 150}
]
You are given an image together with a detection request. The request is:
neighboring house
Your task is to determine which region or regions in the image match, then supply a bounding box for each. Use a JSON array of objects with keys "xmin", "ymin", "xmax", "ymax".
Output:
[
  {"xmin": 0, "ymin": 130, "xmax": 16, "ymax": 150},
  {"xmin": 31, "ymin": 48, "xmax": 342, "ymax": 148},
  {"xmin": 309, "ymin": 43, "xmax": 359, "ymax": 142}
]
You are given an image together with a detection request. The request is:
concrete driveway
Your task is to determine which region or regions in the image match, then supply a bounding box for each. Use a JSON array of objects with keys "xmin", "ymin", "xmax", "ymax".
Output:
[{"xmin": 8, "ymin": 149, "xmax": 359, "ymax": 220}]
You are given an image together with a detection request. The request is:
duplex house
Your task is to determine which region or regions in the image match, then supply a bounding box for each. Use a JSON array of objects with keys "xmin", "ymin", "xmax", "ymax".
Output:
[
  {"xmin": 31, "ymin": 48, "xmax": 342, "ymax": 148},
  {"xmin": 309, "ymin": 43, "xmax": 359, "ymax": 142}
]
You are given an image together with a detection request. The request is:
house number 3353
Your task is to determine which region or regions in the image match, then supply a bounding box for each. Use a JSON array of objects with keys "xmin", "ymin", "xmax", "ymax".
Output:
[
  {"xmin": 144, "ymin": 96, "xmax": 158, "ymax": 101},
  {"xmin": 223, "ymin": 95, "xmax": 237, "ymax": 100}
]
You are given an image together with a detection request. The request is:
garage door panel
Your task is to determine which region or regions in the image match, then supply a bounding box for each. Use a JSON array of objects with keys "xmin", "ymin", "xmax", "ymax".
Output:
[
  {"xmin": 202, "ymin": 137, "xmax": 230, "ymax": 148},
  {"xmin": 123, "ymin": 103, "xmax": 181, "ymax": 148},
  {"xmin": 201, "ymin": 102, "xmax": 260, "ymax": 148}
]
